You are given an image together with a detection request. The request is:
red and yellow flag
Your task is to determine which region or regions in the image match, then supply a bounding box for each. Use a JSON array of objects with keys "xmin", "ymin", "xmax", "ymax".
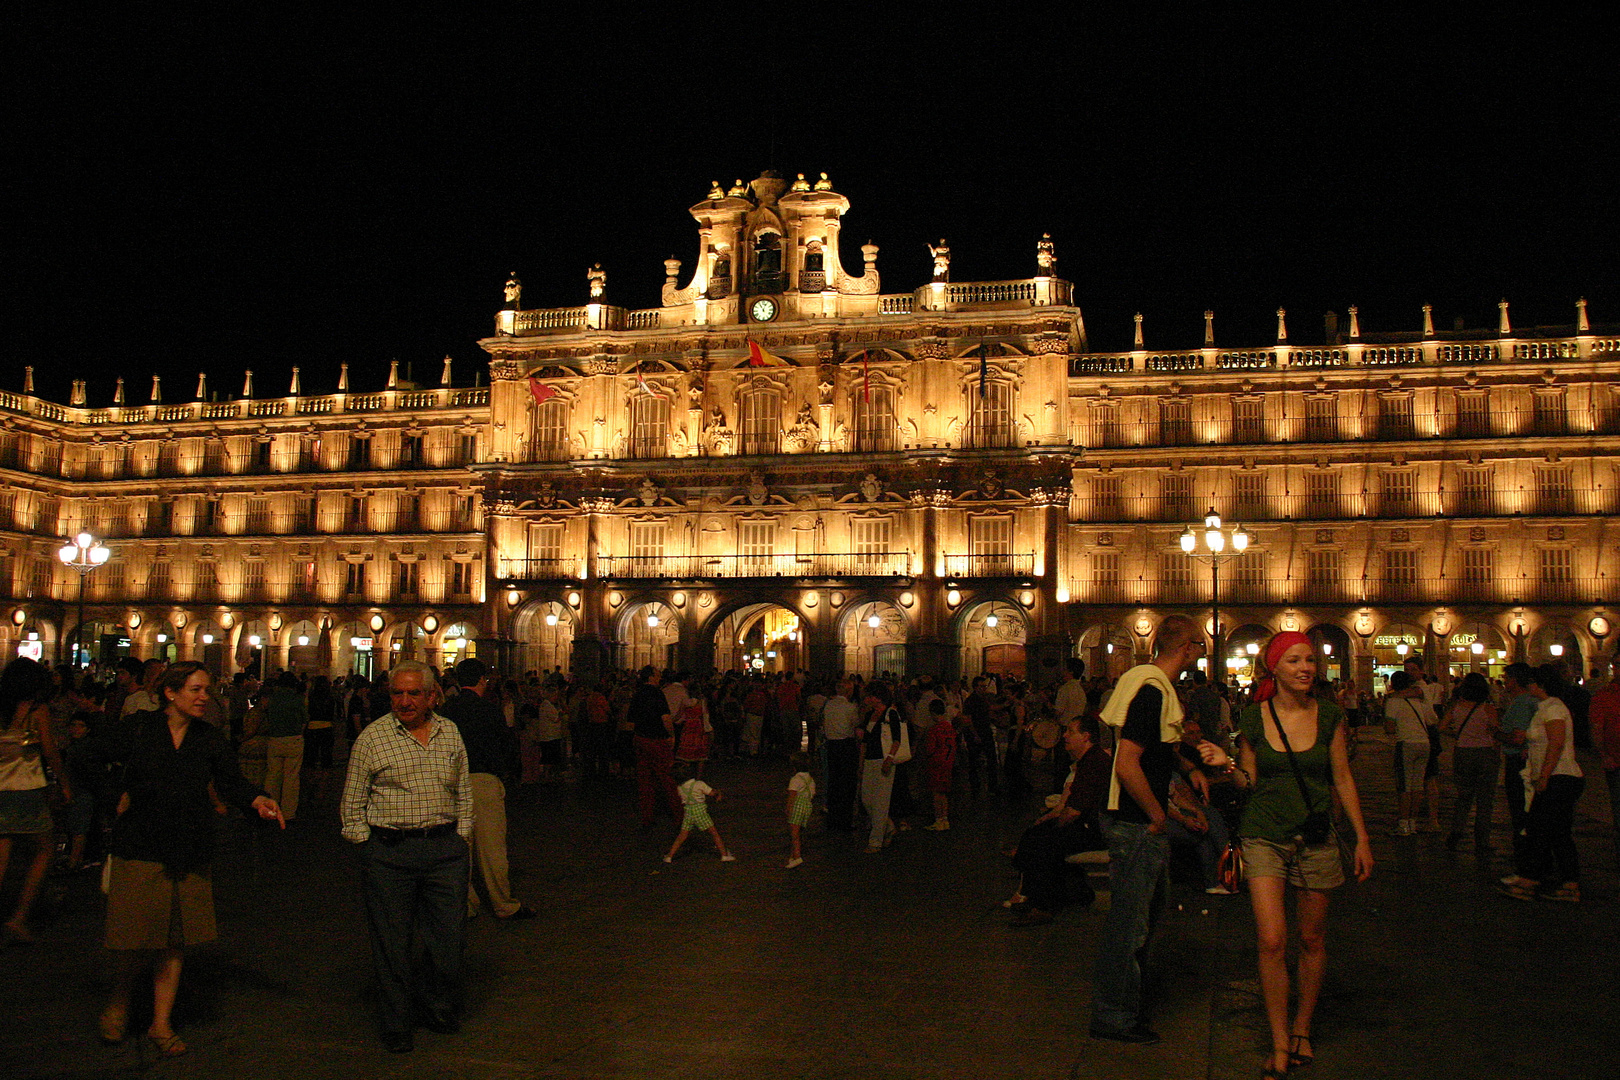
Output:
[{"xmin": 746, "ymin": 339, "xmax": 789, "ymax": 367}]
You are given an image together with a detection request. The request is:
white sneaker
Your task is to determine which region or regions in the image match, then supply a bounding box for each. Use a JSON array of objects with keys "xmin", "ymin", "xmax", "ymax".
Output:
[
  {"xmin": 662, "ymin": 855, "xmax": 672, "ymax": 863},
  {"xmin": 785, "ymin": 857, "xmax": 803, "ymax": 869},
  {"xmin": 720, "ymin": 853, "xmax": 736, "ymax": 862},
  {"xmin": 1205, "ymin": 885, "xmax": 1236, "ymax": 895},
  {"xmin": 1395, "ymin": 820, "xmax": 1414, "ymax": 836}
]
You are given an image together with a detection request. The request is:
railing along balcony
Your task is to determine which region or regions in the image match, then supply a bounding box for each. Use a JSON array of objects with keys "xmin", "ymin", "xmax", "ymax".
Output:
[
  {"xmin": 942, "ymin": 553, "xmax": 1035, "ymax": 578},
  {"xmin": 499, "ymin": 558, "xmax": 581, "ymax": 580},
  {"xmin": 598, "ymin": 551, "xmax": 911, "ymax": 580},
  {"xmin": 1065, "ymin": 575, "xmax": 1609, "ymax": 607}
]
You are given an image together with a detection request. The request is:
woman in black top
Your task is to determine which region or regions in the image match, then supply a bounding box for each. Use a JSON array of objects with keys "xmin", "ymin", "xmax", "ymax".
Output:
[{"xmin": 97, "ymin": 661, "xmax": 284, "ymax": 1057}]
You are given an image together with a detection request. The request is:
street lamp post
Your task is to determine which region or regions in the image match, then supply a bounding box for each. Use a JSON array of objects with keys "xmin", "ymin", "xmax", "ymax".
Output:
[
  {"xmin": 57, "ymin": 531, "xmax": 111, "ymax": 668},
  {"xmin": 1180, "ymin": 508, "xmax": 1253, "ymax": 677}
]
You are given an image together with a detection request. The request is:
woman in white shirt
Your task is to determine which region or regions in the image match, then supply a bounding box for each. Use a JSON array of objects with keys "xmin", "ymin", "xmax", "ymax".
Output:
[
  {"xmin": 1384, "ymin": 671, "xmax": 1437, "ymax": 836},
  {"xmin": 1498, "ymin": 664, "xmax": 1584, "ymax": 902}
]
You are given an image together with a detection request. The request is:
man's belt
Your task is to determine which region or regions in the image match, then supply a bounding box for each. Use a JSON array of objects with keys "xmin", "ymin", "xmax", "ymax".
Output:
[{"xmin": 370, "ymin": 822, "xmax": 457, "ymax": 840}]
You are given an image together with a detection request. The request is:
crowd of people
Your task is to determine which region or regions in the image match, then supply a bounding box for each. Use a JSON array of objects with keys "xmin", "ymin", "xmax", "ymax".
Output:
[{"xmin": 1, "ymin": 637, "xmax": 1616, "ymax": 1071}]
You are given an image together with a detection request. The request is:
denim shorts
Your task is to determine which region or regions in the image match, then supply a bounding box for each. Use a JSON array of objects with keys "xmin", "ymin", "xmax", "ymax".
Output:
[{"xmin": 1242, "ymin": 834, "xmax": 1345, "ymax": 890}]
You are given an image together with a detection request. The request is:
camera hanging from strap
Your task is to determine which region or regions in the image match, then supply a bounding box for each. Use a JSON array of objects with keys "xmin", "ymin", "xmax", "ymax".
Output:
[{"xmin": 1267, "ymin": 699, "xmax": 1331, "ymax": 845}]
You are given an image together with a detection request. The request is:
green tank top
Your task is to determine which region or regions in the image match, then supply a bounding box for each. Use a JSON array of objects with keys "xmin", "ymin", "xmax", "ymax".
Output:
[{"xmin": 1236, "ymin": 699, "xmax": 1341, "ymax": 843}]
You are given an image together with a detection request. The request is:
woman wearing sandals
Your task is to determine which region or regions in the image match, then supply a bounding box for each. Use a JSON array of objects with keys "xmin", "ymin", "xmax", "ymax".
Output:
[
  {"xmin": 96, "ymin": 661, "xmax": 285, "ymax": 1058},
  {"xmin": 1198, "ymin": 631, "xmax": 1374, "ymax": 1078}
]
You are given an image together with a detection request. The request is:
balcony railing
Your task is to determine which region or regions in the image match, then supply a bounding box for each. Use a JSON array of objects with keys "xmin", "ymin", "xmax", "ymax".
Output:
[
  {"xmin": 1068, "ymin": 487, "xmax": 1615, "ymax": 524},
  {"xmin": 942, "ymin": 553, "xmax": 1035, "ymax": 578},
  {"xmin": 597, "ymin": 551, "xmax": 911, "ymax": 580},
  {"xmin": 499, "ymin": 558, "xmax": 581, "ymax": 580},
  {"xmin": 1065, "ymin": 575, "xmax": 1610, "ymax": 607}
]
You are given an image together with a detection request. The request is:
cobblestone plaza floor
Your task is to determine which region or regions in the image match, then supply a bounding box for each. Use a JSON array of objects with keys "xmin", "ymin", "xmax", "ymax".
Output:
[{"xmin": 3, "ymin": 729, "xmax": 1616, "ymax": 1080}]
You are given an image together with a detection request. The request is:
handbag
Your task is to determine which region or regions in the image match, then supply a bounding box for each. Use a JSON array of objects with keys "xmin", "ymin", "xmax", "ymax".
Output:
[
  {"xmin": 1267, "ymin": 700, "xmax": 1332, "ymax": 846},
  {"xmin": 1217, "ymin": 840, "xmax": 1245, "ymax": 893},
  {"xmin": 886, "ymin": 708, "xmax": 912, "ymax": 764}
]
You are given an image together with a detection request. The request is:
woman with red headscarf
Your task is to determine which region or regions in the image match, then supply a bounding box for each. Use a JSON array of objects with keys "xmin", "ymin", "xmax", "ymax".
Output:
[{"xmin": 1198, "ymin": 631, "xmax": 1373, "ymax": 1079}]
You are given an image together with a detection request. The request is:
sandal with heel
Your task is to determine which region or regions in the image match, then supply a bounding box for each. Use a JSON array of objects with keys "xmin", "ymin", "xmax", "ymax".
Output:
[{"xmin": 1289, "ymin": 1034, "xmax": 1315, "ymax": 1069}]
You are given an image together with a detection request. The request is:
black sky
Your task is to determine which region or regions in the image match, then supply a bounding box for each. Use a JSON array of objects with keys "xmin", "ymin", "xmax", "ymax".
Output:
[{"xmin": 6, "ymin": 4, "xmax": 1615, "ymax": 406}]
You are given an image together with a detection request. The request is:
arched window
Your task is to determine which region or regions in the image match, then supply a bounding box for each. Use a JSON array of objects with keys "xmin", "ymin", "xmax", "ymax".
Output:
[
  {"xmin": 969, "ymin": 380, "xmax": 1016, "ymax": 448},
  {"xmin": 853, "ymin": 384, "xmax": 896, "ymax": 451},
  {"xmin": 531, "ymin": 399, "xmax": 570, "ymax": 462},
  {"xmin": 739, "ymin": 387, "xmax": 781, "ymax": 455},
  {"xmin": 628, "ymin": 395, "xmax": 669, "ymax": 459}
]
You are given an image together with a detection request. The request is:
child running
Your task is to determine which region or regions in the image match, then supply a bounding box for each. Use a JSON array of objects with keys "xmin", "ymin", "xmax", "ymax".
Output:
[
  {"xmin": 786, "ymin": 752, "xmax": 815, "ymax": 868},
  {"xmin": 665, "ymin": 777, "xmax": 735, "ymax": 863}
]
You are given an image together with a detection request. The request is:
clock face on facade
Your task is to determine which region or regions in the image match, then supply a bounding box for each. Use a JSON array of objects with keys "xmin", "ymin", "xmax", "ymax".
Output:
[{"xmin": 750, "ymin": 297, "xmax": 778, "ymax": 323}]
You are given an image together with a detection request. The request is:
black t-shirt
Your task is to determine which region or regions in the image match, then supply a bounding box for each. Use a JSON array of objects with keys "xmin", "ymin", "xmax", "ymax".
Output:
[
  {"xmin": 1111, "ymin": 683, "xmax": 1176, "ymax": 825},
  {"xmin": 629, "ymin": 684, "xmax": 671, "ymax": 739}
]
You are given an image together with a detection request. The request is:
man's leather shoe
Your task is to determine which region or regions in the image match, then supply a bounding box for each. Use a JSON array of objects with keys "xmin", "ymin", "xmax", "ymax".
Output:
[
  {"xmin": 500, "ymin": 905, "xmax": 538, "ymax": 920},
  {"xmin": 381, "ymin": 1031, "xmax": 414, "ymax": 1053},
  {"xmin": 1089, "ymin": 1023, "xmax": 1161, "ymax": 1045},
  {"xmin": 421, "ymin": 1012, "xmax": 460, "ymax": 1035}
]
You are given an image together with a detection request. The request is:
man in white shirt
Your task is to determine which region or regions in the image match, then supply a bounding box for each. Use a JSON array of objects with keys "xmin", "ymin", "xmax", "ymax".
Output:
[{"xmin": 821, "ymin": 678, "xmax": 860, "ymax": 832}]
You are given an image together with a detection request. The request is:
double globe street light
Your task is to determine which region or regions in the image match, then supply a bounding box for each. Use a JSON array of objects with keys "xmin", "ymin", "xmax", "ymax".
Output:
[
  {"xmin": 1179, "ymin": 509, "xmax": 1253, "ymax": 676},
  {"xmin": 58, "ymin": 531, "xmax": 111, "ymax": 667}
]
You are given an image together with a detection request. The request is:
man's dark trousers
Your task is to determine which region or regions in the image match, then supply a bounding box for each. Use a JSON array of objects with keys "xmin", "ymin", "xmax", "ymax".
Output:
[{"xmin": 362, "ymin": 830, "xmax": 469, "ymax": 1037}]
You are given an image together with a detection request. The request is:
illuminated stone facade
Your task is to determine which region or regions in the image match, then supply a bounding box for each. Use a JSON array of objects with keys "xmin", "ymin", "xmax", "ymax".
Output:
[
  {"xmin": 0, "ymin": 364, "xmax": 489, "ymax": 678},
  {"xmin": 481, "ymin": 171, "xmax": 1619, "ymax": 688},
  {"xmin": 5, "ymin": 171, "xmax": 1616, "ymax": 688}
]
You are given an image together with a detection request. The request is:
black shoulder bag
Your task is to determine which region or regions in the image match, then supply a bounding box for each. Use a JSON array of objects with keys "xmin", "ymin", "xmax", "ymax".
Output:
[{"xmin": 1267, "ymin": 700, "xmax": 1332, "ymax": 846}]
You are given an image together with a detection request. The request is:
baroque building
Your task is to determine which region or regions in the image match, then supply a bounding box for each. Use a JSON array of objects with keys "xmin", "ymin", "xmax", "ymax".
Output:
[
  {"xmin": 480, "ymin": 171, "xmax": 1619, "ymax": 689},
  {"xmin": 0, "ymin": 362, "xmax": 489, "ymax": 678},
  {"xmin": 4, "ymin": 170, "xmax": 1616, "ymax": 690}
]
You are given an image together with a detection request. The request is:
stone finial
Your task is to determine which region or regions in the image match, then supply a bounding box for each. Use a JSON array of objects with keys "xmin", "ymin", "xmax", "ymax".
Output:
[
  {"xmin": 707, "ymin": 180, "xmax": 724, "ymax": 199},
  {"xmin": 71, "ymin": 379, "xmax": 86, "ymax": 405},
  {"xmin": 1275, "ymin": 308, "xmax": 1288, "ymax": 343},
  {"xmin": 1204, "ymin": 310, "xmax": 1216, "ymax": 347},
  {"xmin": 791, "ymin": 173, "xmax": 811, "ymax": 192},
  {"xmin": 23, "ymin": 366, "xmax": 34, "ymax": 394},
  {"xmin": 337, "ymin": 362, "xmax": 350, "ymax": 392},
  {"xmin": 928, "ymin": 239, "xmax": 950, "ymax": 282},
  {"xmin": 242, "ymin": 370, "xmax": 254, "ymax": 399},
  {"xmin": 113, "ymin": 377, "xmax": 125, "ymax": 405},
  {"xmin": 1422, "ymin": 304, "xmax": 1435, "ymax": 337},
  {"xmin": 503, "ymin": 272, "xmax": 521, "ymax": 310},
  {"xmin": 1133, "ymin": 313, "xmax": 1144, "ymax": 349},
  {"xmin": 290, "ymin": 367, "xmax": 302, "ymax": 395},
  {"xmin": 814, "ymin": 172, "xmax": 833, "ymax": 191},
  {"xmin": 195, "ymin": 373, "xmax": 207, "ymax": 401},
  {"xmin": 1498, "ymin": 299, "xmax": 1511, "ymax": 335},
  {"xmin": 727, "ymin": 179, "xmax": 746, "ymax": 197},
  {"xmin": 861, "ymin": 242, "xmax": 879, "ymax": 268},
  {"xmin": 1036, "ymin": 232, "xmax": 1056, "ymax": 275},
  {"xmin": 150, "ymin": 375, "xmax": 162, "ymax": 404},
  {"xmin": 1576, "ymin": 297, "xmax": 1589, "ymax": 333},
  {"xmin": 587, "ymin": 263, "xmax": 606, "ymax": 300},
  {"xmin": 1348, "ymin": 305, "xmax": 1361, "ymax": 340},
  {"xmin": 663, "ymin": 257, "xmax": 682, "ymax": 286},
  {"xmin": 387, "ymin": 360, "xmax": 400, "ymax": 389},
  {"xmin": 439, "ymin": 356, "xmax": 452, "ymax": 387}
]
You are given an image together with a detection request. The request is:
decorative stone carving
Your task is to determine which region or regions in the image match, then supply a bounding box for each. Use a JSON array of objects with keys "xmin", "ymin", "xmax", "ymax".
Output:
[
  {"xmin": 638, "ymin": 478, "xmax": 663, "ymax": 507},
  {"xmin": 490, "ymin": 359, "xmax": 522, "ymax": 381},
  {"xmin": 1390, "ymin": 529, "xmax": 1409, "ymax": 543},
  {"xmin": 503, "ymin": 273, "xmax": 521, "ymax": 309},
  {"xmin": 1469, "ymin": 526, "xmax": 1487, "ymax": 542},
  {"xmin": 1548, "ymin": 526, "xmax": 1564, "ymax": 541},
  {"xmin": 1030, "ymin": 334, "xmax": 1068, "ymax": 355},
  {"xmin": 914, "ymin": 341, "xmax": 948, "ymax": 361},
  {"xmin": 860, "ymin": 473, "xmax": 882, "ymax": 502},
  {"xmin": 746, "ymin": 472, "xmax": 769, "ymax": 506},
  {"xmin": 1097, "ymin": 532, "xmax": 1114, "ymax": 546},
  {"xmin": 928, "ymin": 239, "xmax": 950, "ymax": 282},
  {"xmin": 587, "ymin": 264, "xmax": 606, "ymax": 299},
  {"xmin": 981, "ymin": 472, "xmax": 1002, "ymax": 499},
  {"xmin": 537, "ymin": 482, "xmax": 557, "ymax": 509},
  {"xmin": 1316, "ymin": 529, "xmax": 1334, "ymax": 544},
  {"xmin": 584, "ymin": 358, "xmax": 616, "ymax": 376}
]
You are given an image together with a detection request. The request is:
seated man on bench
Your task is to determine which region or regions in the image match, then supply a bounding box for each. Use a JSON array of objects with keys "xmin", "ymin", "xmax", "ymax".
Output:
[{"xmin": 1009, "ymin": 716, "xmax": 1112, "ymax": 926}]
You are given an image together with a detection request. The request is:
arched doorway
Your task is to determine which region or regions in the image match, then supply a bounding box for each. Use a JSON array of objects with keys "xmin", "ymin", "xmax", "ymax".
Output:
[
  {"xmin": 712, "ymin": 603, "xmax": 803, "ymax": 674},
  {"xmin": 514, "ymin": 601, "xmax": 574, "ymax": 676},
  {"xmin": 1528, "ymin": 622, "xmax": 1581, "ymax": 672},
  {"xmin": 1446, "ymin": 622, "xmax": 1509, "ymax": 680},
  {"xmin": 839, "ymin": 599, "xmax": 907, "ymax": 678},
  {"xmin": 285, "ymin": 620, "xmax": 322, "ymax": 675},
  {"xmin": 236, "ymin": 619, "xmax": 270, "ymax": 679},
  {"xmin": 148, "ymin": 621, "xmax": 179, "ymax": 663},
  {"xmin": 619, "ymin": 601, "xmax": 679, "ymax": 672},
  {"xmin": 959, "ymin": 600, "xmax": 1027, "ymax": 680},
  {"xmin": 1078, "ymin": 623, "xmax": 1134, "ymax": 681},
  {"xmin": 1224, "ymin": 623, "xmax": 1273, "ymax": 689},
  {"xmin": 1308, "ymin": 623, "xmax": 1353, "ymax": 684},
  {"xmin": 331, "ymin": 621, "xmax": 376, "ymax": 680},
  {"xmin": 384, "ymin": 621, "xmax": 428, "ymax": 664},
  {"xmin": 1369, "ymin": 621, "xmax": 1425, "ymax": 693},
  {"xmin": 193, "ymin": 620, "xmax": 227, "ymax": 675},
  {"xmin": 439, "ymin": 621, "xmax": 482, "ymax": 671}
]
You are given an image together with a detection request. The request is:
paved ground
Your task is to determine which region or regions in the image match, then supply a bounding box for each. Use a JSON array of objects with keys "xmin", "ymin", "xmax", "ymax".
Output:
[{"xmin": 3, "ymin": 729, "xmax": 1616, "ymax": 1080}]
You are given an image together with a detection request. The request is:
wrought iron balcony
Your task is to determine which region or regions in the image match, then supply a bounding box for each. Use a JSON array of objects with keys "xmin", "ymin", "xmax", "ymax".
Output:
[{"xmin": 595, "ymin": 552, "xmax": 911, "ymax": 580}]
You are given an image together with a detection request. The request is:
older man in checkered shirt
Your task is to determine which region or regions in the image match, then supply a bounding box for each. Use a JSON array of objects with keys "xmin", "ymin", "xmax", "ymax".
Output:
[{"xmin": 341, "ymin": 660, "xmax": 474, "ymax": 1053}]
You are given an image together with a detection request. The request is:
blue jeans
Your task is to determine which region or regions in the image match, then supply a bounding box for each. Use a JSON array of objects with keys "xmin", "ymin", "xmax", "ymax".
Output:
[
  {"xmin": 1165, "ymin": 808, "xmax": 1231, "ymax": 890},
  {"xmin": 1092, "ymin": 815, "xmax": 1169, "ymax": 1031}
]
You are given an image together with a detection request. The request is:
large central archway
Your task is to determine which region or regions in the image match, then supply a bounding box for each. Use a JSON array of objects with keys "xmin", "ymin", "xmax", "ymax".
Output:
[
  {"xmin": 617, "ymin": 600, "xmax": 679, "ymax": 672},
  {"xmin": 711, "ymin": 603, "xmax": 805, "ymax": 674},
  {"xmin": 958, "ymin": 599, "xmax": 1028, "ymax": 680},
  {"xmin": 838, "ymin": 599, "xmax": 907, "ymax": 678}
]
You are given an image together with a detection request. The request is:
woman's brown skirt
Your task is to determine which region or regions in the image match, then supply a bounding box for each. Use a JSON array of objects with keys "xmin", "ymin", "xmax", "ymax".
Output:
[{"xmin": 104, "ymin": 857, "xmax": 216, "ymax": 950}]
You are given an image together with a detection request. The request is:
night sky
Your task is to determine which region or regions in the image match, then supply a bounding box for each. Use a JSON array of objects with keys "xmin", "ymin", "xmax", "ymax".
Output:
[{"xmin": 7, "ymin": 5, "xmax": 1615, "ymax": 407}]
